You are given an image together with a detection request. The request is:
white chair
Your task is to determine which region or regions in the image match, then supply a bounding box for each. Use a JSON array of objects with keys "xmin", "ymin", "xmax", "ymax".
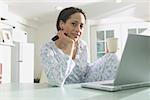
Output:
[{"xmin": 40, "ymin": 70, "xmax": 48, "ymax": 83}]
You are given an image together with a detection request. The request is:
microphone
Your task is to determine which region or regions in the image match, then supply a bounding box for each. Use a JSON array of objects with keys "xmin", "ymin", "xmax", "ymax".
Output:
[{"xmin": 51, "ymin": 35, "xmax": 59, "ymax": 41}]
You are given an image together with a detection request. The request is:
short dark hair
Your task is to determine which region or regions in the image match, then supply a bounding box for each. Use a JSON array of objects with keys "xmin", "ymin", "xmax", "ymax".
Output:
[{"xmin": 56, "ymin": 7, "xmax": 86, "ymax": 31}]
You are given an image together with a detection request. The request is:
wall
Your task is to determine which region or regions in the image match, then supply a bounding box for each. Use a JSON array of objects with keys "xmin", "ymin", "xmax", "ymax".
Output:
[
  {"xmin": 28, "ymin": 22, "xmax": 56, "ymax": 79},
  {"xmin": 0, "ymin": 2, "xmax": 8, "ymax": 19}
]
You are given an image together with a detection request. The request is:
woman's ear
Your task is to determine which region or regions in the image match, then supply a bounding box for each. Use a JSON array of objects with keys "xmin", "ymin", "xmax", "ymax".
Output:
[{"xmin": 59, "ymin": 20, "xmax": 65, "ymax": 30}]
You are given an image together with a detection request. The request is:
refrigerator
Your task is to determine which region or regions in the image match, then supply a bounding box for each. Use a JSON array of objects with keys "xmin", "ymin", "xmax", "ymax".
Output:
[{"xmin": 11, "ymin": 42, "xmax": 34, "ymax": 83}]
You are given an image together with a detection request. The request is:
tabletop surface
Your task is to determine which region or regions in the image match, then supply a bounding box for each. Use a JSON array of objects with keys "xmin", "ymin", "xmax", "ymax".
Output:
[{"xmin": 0, "ymin": 83, "xmax": 150, "ymax": 100}]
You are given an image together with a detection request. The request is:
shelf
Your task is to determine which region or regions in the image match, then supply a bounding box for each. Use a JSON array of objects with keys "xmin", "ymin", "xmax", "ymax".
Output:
[{"xmin": 0, "ymin": 42, "xmax": 15, "ymax": 47}]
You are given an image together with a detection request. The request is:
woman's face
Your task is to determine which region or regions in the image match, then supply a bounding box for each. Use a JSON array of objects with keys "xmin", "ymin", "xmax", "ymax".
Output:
[{"xmin": 61, "ymin": 12, "xmax": 85, "ymax": 42}]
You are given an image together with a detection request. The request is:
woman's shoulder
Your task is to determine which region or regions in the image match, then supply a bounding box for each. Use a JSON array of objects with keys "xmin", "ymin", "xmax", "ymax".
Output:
[
  {"xmin": 40, "ymin": 40, "xmax": 56, "ymax": 56},
  {"xmin": 41, "ymin": 40, "xmax": 55, "ymax": 51},
  {"xmin": 43, "ymin": 40, "xmax": 55, "ymax": 47}
]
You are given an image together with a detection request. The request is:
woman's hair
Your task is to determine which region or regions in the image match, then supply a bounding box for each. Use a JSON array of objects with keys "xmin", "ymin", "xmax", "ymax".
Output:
[{"xmin": 56, "ymin": 7, "xmax": 86, "ymax": 31}]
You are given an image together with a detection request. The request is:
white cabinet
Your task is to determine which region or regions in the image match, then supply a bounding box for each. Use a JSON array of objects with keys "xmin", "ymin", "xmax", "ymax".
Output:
[
  {"xmin": 0, "ymin": 18, "xmax": 14, "ymax": 83},
  {"xmin": 0, "ymin": 45, "xmax": 11, "ymax": 83}
]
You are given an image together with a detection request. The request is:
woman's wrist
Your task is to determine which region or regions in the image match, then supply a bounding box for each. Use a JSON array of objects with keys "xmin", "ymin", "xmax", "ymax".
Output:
[{"xmin": 63, "ymin": 43, "xmax": 75, "ymax": 58}]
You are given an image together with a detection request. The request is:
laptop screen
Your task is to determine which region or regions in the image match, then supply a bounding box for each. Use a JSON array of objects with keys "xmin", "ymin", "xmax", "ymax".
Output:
[{"xmin": 114, "ymin": 34, "xmax": 150, "ymax": 85}]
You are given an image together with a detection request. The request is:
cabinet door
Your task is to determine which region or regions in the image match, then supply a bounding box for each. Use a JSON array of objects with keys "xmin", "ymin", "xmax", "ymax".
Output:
[{"xmin": 90, "ymin": 24, "xmax": 121, "ymax": 62}]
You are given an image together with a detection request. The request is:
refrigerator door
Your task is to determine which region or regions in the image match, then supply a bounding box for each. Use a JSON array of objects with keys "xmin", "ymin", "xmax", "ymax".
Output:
[
  {"xmin": 19, "ymin": 43, "xmax": 34, "ymax": 83},
  {"xmin": 11, "ymin": 42, "xmax": 34, "ymax": 83},
  {"xmin": 11, "ymin": 42, "xmax": 19, "ymax": 83}
]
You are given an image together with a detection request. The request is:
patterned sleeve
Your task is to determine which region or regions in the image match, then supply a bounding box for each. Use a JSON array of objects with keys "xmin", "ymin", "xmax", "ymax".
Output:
[
  {"xmin": 84, "ymin": 53, "xmax": 119, "ymax": 82},
  {"xmin": 40, "ymin": 43, "xmax": 75, "ymax": 86}
]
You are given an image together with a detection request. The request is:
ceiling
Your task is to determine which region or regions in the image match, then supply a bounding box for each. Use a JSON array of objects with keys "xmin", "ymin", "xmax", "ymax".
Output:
[
  {"xmin": 1, "ymin": 0, "xmax": 150, "ymax": 25},
  {"xmin": 6, "ymin": 2, "xmax": 92, "ymax": 24}
]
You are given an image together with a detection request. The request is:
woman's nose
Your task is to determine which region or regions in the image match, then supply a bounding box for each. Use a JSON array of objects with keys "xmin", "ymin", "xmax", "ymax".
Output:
[{"xmin": 75, "ymin": 25, "xmax": 81, "ymax": 32}]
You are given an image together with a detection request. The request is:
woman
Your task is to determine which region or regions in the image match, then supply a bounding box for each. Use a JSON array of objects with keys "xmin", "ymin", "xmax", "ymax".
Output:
[{"xmin": 41, "ymin": 7, "xmax": 119, "ymax": 86}]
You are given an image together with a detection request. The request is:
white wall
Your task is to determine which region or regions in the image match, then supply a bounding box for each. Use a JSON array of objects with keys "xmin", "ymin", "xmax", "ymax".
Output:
[
  {"xmin": 28, "ymin": 22, "xmax": 56, "ymax": 79},
  {"xmin": 0, "ymin": 2, "xmax": 8, "ymax": 18}
]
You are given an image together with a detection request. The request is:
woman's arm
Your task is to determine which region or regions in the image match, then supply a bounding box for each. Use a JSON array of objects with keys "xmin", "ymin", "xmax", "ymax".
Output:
[
  {"xmin": 84, "ymin": 53, "xmax": 119, "ymax": 82},
  {"xmin": 40, "ymin": 44, "xmax": 75, "ymax": 86},
  {"xmin": 55, "ymin": 30, "xmax": 75, "ymax": 59}
]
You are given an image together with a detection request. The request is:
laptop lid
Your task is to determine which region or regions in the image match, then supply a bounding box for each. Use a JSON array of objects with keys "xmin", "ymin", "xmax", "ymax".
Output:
[{"xmin": 114, "ymin": 34, "xmax": 150, "ymax": 85}]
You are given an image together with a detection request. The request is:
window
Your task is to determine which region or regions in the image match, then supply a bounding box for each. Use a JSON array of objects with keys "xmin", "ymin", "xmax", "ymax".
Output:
[
  {"xmin": 96, "ymin": 30, "xmax": 114, "ymax": 58},
  {"xmin": 128, "ymin": 28, "xmax": 148, "ymax": 35},
  {"xmin": 90, "ymin": 24, "xmax": 120, "ymax": 62},
  {"xmin": 90, "ymin": 22, "xmax": 149, "ymax": 62}
]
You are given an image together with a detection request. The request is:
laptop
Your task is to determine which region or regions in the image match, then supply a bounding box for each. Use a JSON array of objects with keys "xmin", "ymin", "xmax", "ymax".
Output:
[{"xmin": 81, "ymin": 34, "xmax": 150, "ymax": 92}]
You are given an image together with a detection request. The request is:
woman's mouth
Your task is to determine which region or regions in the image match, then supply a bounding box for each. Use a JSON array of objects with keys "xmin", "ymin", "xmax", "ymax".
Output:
[{"xmin": 73, "ymin": 33, "xmax": 80, "ymax": 38}]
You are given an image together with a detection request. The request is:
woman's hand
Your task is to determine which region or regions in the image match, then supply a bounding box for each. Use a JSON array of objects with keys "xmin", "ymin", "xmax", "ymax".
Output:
[{"xmin": 55, "ymin": 30, "xmax": 75, "ymax": 58}]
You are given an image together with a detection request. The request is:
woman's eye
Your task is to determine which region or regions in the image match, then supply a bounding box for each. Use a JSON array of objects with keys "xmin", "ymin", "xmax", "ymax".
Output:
[
  {"xmin": 80, "ymin": 25, "xmax": 83, "ymax": 29},
  {"xmin": 72, "ymin": 23, "xmax": 77, "ymax": 27},
  {"xmin": 72, "ymin": 22, "xmax": 84, "ymax": 29}
]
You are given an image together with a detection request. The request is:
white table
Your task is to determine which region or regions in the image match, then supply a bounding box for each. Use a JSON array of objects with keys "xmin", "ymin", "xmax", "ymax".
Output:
[{"xmin": 0, "ymin": 83, "xmax": 150, "ymax": 100}]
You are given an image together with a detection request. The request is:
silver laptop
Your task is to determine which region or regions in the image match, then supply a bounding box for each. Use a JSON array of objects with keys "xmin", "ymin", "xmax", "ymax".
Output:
[{"xmin": 81, "ymin": 34, "xmax": 150, "ymax": 92}]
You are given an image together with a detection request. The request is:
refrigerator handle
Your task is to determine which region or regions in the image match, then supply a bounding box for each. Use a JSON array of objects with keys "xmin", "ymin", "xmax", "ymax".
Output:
[{"xmin": 18, "ymin": 60, "xmax": 23, "ymax": 62}]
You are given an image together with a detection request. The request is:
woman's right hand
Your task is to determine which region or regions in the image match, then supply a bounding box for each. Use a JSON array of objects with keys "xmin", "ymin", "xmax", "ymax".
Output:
[{"xmin": 56, "ymin": 30, "xmax": 75, "ymax": 57}]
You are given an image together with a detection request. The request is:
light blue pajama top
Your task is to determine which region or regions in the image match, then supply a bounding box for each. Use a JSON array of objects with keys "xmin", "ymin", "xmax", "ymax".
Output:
[{"xmin": 41, "ymin": 40, "xmax": 119, "ymax": 86}]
